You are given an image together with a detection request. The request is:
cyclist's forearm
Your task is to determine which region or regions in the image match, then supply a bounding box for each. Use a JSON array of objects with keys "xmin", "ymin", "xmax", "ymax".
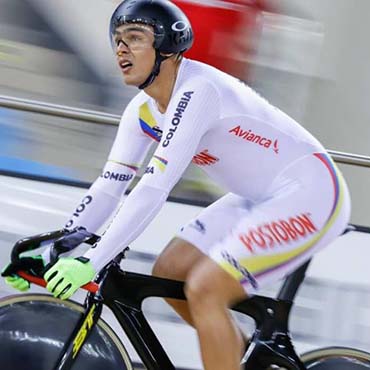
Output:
[
  {"xmin": 40, "ymin": 187, "xmax": 120, "ymax": 264},
  {"xmin": 65, "ymin": 160, "xmax": 138, "ymax": 232},
  {"xmin": 41, "ymin": 162, "xmax": 138, "ymax": 264},
  {"xmin": 40, "ymin": 188, "xmax": 118, "ymax": 260},
  {"xmin": 65, "ymin": 184, "xmax": 122, "ymax": 231},
  {"xmin": 84, "ymin": 184, "xmax": 168, "ymax": 271}
]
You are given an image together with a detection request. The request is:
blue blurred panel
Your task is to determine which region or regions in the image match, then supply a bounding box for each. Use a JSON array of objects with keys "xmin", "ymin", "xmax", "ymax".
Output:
[
  {"xmin": 0, "ymin": 155, "xmax": 78, "ymax": 181},
  {"xmin": 0, "ymin": 108, "xmax": 80, "ymax": 182}
]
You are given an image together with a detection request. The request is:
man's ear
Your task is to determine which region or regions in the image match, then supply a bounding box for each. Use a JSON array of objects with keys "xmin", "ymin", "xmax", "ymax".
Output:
[{"xmin": 160, "ymin": 53, "xmax": 183, "ymax": 62}]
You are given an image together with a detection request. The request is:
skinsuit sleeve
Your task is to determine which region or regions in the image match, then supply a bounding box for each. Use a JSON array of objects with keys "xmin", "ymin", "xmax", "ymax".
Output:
[{"xmin": 85, "ymin": 81, "xmax": 220, "ymax": 271}]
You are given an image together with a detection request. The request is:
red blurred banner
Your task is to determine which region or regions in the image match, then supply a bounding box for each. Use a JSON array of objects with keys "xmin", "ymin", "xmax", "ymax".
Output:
[{"xmin": 173, "ymin": 0, "xmax": 274, "ymax": 80}]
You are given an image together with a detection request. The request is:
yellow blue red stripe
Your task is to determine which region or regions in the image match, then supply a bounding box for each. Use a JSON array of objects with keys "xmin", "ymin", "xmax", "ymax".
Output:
[
  {"xmin": 139, "ymin": 103, "xmax": 161, "ymax": 142},
  {"xmin": 314, "ymin": 153, "xmax": 339, "ymax": 220},
  {"xmin": 108, "ymin": 160, "xmax": 139, "ymax": 172},
  {"xmin": 152, "ymin": 155, "xmax": 168, "ymax": 172},
  {"xmin": 216, "ymin": 152, "xmax": 345, "ymax": 285},
  {"xmin": 241, "ymin": 153, "xmax": 343, "ymax": 280}
]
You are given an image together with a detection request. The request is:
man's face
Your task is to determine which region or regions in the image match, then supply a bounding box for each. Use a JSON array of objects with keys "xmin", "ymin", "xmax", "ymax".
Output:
[{"xmin": 114, "ymin": 23, "xmax": 156, "ymax": 86}]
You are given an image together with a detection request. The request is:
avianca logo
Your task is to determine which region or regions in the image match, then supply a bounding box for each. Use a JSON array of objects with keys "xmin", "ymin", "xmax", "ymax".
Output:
[
  {"xmin": 192, "ymin": 149, "xmax": 219, "ymax": 166},
  {"xmin": 229, "ymin": 125, "xmax": 279, "ymax": 154},
  {"xmin": 239, "ymin": 213, "xmax": 317, "ymax": 254}
]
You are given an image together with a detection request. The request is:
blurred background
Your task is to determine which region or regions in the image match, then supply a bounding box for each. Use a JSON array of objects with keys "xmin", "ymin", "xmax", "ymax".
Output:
[
  {"xmin": 1, "ymin": 0, "xmax": 370, "ymax": 369},
  {"xmin": 1, "ymin": 0, "xmax": 370, "ymax": 216}
]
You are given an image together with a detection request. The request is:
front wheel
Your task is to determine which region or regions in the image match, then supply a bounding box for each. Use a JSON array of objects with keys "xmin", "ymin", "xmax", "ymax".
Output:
[
  {"xmin": 301, "ymin": 346, "xmax": 370, "ymax": 369},
  {"xmin": 0, "ymin": 294, "xmax": 133, "ymax": 370}
]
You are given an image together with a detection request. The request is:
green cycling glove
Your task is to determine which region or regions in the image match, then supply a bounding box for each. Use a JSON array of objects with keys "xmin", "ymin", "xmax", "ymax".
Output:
[
  {"xmin": 4, "ymin": 275, "xmax": 31, "ymax": 291},
  {"xmin": 2, "ymin": 255, "xmax": 46, "ymax": 292},
  {"xmin": 44, "ymin": 257, "xmax": 96, "ymax": 300}
]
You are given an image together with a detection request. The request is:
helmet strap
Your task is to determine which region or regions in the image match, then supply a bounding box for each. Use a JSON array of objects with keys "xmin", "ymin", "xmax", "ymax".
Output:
[{"xmin": 138, "ymin": 50, "xmax": 170, "ymax": 90}]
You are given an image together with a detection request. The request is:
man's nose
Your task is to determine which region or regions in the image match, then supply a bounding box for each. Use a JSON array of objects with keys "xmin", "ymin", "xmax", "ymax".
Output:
[{"xmin": 116, "ymin": 40, "xmax": 130, "ymax": 56}]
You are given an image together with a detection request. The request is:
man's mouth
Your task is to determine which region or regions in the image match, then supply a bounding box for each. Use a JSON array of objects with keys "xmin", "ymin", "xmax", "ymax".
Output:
[{"xmin": 119, "ymin": 61, "xmax": 133, "ymax": 72}]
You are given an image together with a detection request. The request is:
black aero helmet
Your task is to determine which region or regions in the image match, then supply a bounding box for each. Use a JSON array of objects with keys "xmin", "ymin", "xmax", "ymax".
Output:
[{"xmin": 110, "ymin": 0, "xmax": 194, "ymax": 88}]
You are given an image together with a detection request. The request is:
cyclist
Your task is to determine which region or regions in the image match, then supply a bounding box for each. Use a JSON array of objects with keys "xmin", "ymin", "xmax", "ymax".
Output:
[{"xmin": 2, "ymin": 1, "xmax": 351, "ymax": 369}]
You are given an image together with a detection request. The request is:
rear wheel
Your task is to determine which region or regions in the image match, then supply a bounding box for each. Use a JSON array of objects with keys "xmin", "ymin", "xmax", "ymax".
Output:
[
  {"xmin": 0, "ymin": 294, "xmax": 133, "ymax": 370},
  {"xmin": 301, "ymin": 347, "xmax": 370, "ymax": 369}
]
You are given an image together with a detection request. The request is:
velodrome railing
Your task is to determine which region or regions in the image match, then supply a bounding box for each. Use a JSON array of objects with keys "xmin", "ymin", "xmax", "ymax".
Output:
[
  {"xmin": 1, "ymin": 94, "xmax": 370, "ymax": 169},
  {"xmin": 1, "ymin": 93, "xmax": 370, "ymax": 368}
]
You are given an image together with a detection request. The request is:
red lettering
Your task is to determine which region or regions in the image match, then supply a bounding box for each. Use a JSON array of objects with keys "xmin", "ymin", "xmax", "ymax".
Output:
[
  {"xmin": 249, "ymin": 230, "xmax": 267, "ymax": 249},
  {"xmin": 257, "ymin": 226, "xmax": 275, "ymax": 247},
  {"xmin": 241, "ymin": 129, "xmax": 250, "ymax": 138},
  {"xmin": 239, "ymin": 212, "xmax": 316, "ymax": 253},
  {"xmin": 297, "ymin": 214, "xmax": 317, "ymax": 234},
  {"xmin": 228, "ymin": 125, "xmax": 279, "ymax": 154},
  {"xmin": 280, "ymin": 220, "xmax": 298, "ymax": 240},
  {"xmin": 229, "ymin": 125, "xmax": 241, "ymax": 135},
  {"xmin": 253, "ymin": 135, "xmax": 261, "ymax": 143},
  {"xmin": 263, "ymin": 224, "xmax": 282, "ymax": 245},
  {"xmin": 290, "ymin": 218, "xmax": 306, "ymax": 236},
  {"xmin": 272, "ymin": 222, "xmax": 289, "ymax": 242},
  {"xmin": 239, "ymin": 234, "xmax": 254, "ymax": 253}
]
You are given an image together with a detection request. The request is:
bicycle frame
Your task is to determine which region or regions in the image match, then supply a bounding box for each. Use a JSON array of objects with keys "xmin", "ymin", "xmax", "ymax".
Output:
[
  {"xmin": 16, "ymin": 223, "xmax": 370, "ymax": 370},
  {"xmin": 52, "ymin": 254, "xmax": 309, "ymax": 370}
]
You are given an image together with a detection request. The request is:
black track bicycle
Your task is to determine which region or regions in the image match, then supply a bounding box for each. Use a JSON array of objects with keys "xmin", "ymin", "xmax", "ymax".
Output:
[{"xmin": 1, "ymin": 225, "xmax": 370, "ymax": 370}]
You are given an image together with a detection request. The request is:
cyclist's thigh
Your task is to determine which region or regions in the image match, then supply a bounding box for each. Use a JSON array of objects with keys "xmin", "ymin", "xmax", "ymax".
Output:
[
  {"xmin": 154, "ymin": 193, "xmax": 253, "ymax": 279},
  {"xmin": 176, "ymin": 192, "xmax": 253, "ymax": 255},
  {"xmin": 153, "ymin": 238, "xmax": 207, "ymax": 280},
  {"xmin": 209, "ymin": 153, "xmax": 351, "ymax": 294}
]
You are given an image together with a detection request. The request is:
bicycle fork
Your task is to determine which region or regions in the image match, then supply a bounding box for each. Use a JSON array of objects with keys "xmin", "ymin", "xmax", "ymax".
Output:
[{"xmin": 52, "ymin": 298, "xmax": 103, "ymax": 370}]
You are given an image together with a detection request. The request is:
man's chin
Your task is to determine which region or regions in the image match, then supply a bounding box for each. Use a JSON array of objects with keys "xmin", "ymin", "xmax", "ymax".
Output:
[{"xmin": 122, "ymin": 75, "xmax": 145, "ymax": 88}]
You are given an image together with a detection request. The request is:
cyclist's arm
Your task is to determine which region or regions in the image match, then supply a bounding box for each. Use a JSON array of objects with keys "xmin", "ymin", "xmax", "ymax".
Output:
[
  {"xmin": 42, "ymin": 96, "xmax": 153, "ymax": 262},
  {"xmin": 64, "ymin": 124, "xmax": 151, "ymax": 231},
  {"xmin": 85, "ymin": 82, "xmax": 220, "ymax": 271}
]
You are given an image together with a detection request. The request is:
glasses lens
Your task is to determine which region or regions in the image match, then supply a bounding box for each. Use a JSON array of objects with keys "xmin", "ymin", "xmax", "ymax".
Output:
[{"xmin": 114, "ymin": 24, "xmax": 154, "ymax": 51}]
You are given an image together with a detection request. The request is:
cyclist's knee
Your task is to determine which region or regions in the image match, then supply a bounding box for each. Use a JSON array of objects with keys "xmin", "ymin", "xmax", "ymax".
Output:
[
  {"xmin": 185, "ymin": 266, "xmax": 219, "ymax": 312},
  {"xmin": 185, "ymin": 258, "xmax": 247, "ymax": 313},
  {"xmin": 152, "ymin": 253, "xmax": 172, "ymax": 278}
]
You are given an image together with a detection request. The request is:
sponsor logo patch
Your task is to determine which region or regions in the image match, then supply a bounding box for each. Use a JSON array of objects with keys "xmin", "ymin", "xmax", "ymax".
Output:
[
  {"xmin": 171, "ymin": 21, "xmax": 192, "ymax": 45},
  {"xmin": 192, "ymin": 149, "xmax": 219, "ymax": 166},
  {"xmin": 189, "ymin": 219, "xmax": 206, "ymax": 234},
  {"xmin": 72, "ymin": 304, "xmax": 96, "ymax": 358},
  {"xmin": 100, "ymin": 171, "xmax": 133, "ymax": 182},
  {"xmin": 139, "ymin": 102, "xmax": 162, "ymax": 142},
  {"xmin": 162, "ymin": 91, "xmax": 194, "ymax": 147},
  {"xmin": 239, "ymin": 213, "xmax": 317, "ymax": 253},
  {"xmin": 229, "ymin": 125, "xmax": 279, "ymax": 154},
  {"xmin": 65, "ymin": 195, "xmax": 93, "ymax": 229}
]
